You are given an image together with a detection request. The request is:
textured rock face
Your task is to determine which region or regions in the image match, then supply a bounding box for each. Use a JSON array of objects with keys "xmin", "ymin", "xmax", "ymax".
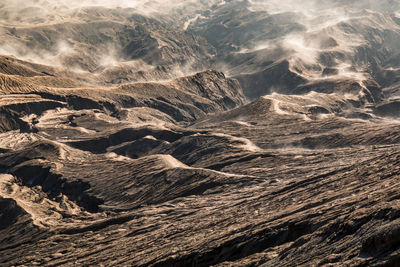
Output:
[
  {"xmin": 0, "ymin": 56, "xmax": 399, "ymax": 267},
  {"xmin": 1, "ymin": 1, "xmax": 400, "ymax": 266}
]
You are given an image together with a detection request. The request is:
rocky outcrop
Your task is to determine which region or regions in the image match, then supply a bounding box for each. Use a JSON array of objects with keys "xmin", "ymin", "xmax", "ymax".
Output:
[{"xmin": 0, "ymin": 198, "xmax": 26, "ymax": 230}]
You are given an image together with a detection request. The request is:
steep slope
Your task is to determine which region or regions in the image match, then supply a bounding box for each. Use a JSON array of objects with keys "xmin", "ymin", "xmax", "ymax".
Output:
[
  {"xmin": 188, "ymin": 1, "xmax": 400, "ymax": 101},
  {"xmin": 1, "ymin": 0, "xmax": 400, "ymax": 266},
  {"xmin": 0, "ymin": 54, "xmax": 400, "ymax": 266}
]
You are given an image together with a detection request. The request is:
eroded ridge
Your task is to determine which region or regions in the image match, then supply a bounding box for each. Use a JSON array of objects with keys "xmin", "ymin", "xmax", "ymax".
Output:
[{"xmin": 1, "ymin": 1, "xmax": 400, "ymax": 266}]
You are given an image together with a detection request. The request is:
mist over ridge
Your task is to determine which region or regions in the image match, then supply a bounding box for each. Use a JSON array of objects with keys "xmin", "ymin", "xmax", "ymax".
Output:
[
  {"xmin": 1, "ymin": 0, "xmax": 400, "ymax": 97},
  {"xmin": 2, "ymin": 1, "xmax": 400, "ymax": 266}
]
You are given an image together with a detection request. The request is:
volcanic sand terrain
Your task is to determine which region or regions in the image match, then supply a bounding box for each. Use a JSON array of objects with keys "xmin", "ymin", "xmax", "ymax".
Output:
[{"xmin": 1, "ymin": 0, "xmax": 400, "ymax": 266}]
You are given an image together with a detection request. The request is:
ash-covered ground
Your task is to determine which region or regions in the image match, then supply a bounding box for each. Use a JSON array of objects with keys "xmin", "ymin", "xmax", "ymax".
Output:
[{"xmin": 1, "ymin": 0, "xmax": 400, "ymax": 266}]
